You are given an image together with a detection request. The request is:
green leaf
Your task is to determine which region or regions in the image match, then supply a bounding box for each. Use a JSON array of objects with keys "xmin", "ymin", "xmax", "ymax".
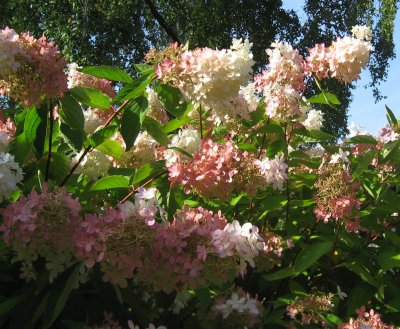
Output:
[
  {"xmin": 308, "ymin": 91, "xmax": 341, "ymax": 105},
  {"xmin": 326, "ymin": 314, "xmax": 342, "ymax": 325},
  {"xmin": 156, "ymin": 84, "xmax": 188, "ymax": 118},
  {"xmin": 143, "ymin": 116, "xmax": 169, "ymax": 146},
  {"xmin": 341, "ymin": 261, "xmax": 379, "ymax": 288},
  {"xmin": 91, "ymin": 175, "xmax": 130, "ymax": 190},
  {"xmin": 59, "ymin": 94, "xmax": 84, "ymax": 131},
  {"xmin": 43, "ymin": 264, "xmax": 81, "ymax": 329},
  {"xmin": 386, "ymin": 105, "xmax": 398, "ymax": 128},
  {"xmin": 0, "ymin": 294, "xmax": 27, "ymax": 317},
  {"xmin": 90, "ymin": 125, "xmax": 118, "ymax": 147},
  {"xmin": 80, "ymin": 65, "xmax": 132, "ymax": 83},
  {"xmin": 237, "ymin": 143, "xmax": 257, "ymax": 152},
  {"xmin": 263, "ymin": 267, "xmax": 294, "ymax": 281},
  {"xmin": 132, "ymin": 160, "xmax": 166, "ymax": 185},
  {"xmin": 115, "ymin": 73, "xmax": 154, "ymax": 102},
  {"xmin": 293, "ymin": 128, "xmax": 334, "ymax": 142},
  {"xmin": 378, "ymin": 251, "xmax": 400, "ymax": 270},
  {"xmin": 255, "ymin": 123, "xmax": 284, "ymax": 134},
  {"xmin": 9, "ymin": 132, "xmax": 32, "ymax": 163},
  {"xmin": 380, "ymin": 140, "xmax": 400, "ymax": 163},
  {"xmin": 120, "ymin": 99, "xmax": 148, "ymax": 151},
  {"xmin": 293, "ymin": 241, "xmax": 332, "ymax": 275},
  {"xmin": 134, "ymin": 64, "xmax": 154, "ymax": 76},
  {"xmin": 70, "ymin": 86, "xmax": 111, "ymax": 109},
  {"xmin": 24, "ymin": 106, "xmax": 48, "ymax": 156},
  {"xmin": 60, "ymin": 123, "xmax": 84, "ymax": 150},
  {"xmin": 230, "ymin": 193, "xmax": 246, "ymax": 206},
  {"xmin": 162, "ymin": 116, "xmax": 191, "ymax": 133},
  {"xmin": 345, "ymin": 135, "xmax": 378, "ymax": 145},
  {"xmin": 96, "ymin": 140, "xmax": 124, "ymax": 158}
]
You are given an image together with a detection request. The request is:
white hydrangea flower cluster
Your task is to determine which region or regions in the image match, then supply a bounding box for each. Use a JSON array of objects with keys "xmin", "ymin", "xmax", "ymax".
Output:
[
  {"xmin": 254, "ymin": 155, "xmax": 288, "ymax": 190},
  {"xmin": 330, "ymin": 148, "xmax": 350, "ymax": 164},
  {"xmin": 212, "ymin": 220, "xmax": 267, "ymax": 275},
  {"xmin": 347, "ymin": 122, "xmax": 368, "ymax": 137},
  {"xmin": 117, "ymin": 132, "xmax": 159, "ymax": 169},
  {"xmin": 171, "ymin": 291, "xmax": 192, "ymax": 314},
  {"xmin": 76, "ymin": 149, "xmax": 111, "ymax": 180},
  {"xmin": 328, "ymin": 35, "xmax": 373, "ymax": 84},
  {"xmin": 0, "ymin": 152, "xmax": 23, "ymax": 202},
  {"xmin": 351, "ymin": 25, "xmax": 373, "ymax": 41},
  {"xmin": 165, "ymin": 128, "xmax": 201, "ymax": 166},
  {"xmin": 179, "ymin": 39, "xmax": 254, "ymax": 117},
  {"xmin": 118, "ymin": 187, "xmax": 165, "ymax": 226},
  {"xmin": 214, "ymin": 291, "xmax": 261, "ymax": 319},
  {"xmin": 83, "ymin": 108, "xmax": 105, "ymax": 134},
  {"xmin": 301, "ymin": 109, "xmax": 325, "ymax": 131},
  {"xmin": 66, "ymin": 63, "xmax": 81, "ymax": 90}
]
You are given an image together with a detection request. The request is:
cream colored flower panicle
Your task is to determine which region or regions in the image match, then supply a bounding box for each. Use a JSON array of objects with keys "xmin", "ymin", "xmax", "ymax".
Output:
[
  {"xmin": 165, "ymin": 128, "xmax": 201, "ymax": 166},
  {"xmin": 0, "ymin": 152, "xmax": 23, "ymax": 202},
  {"xmin": 351, "ymin": 25, "xmax": 373, "ymax": 41}
]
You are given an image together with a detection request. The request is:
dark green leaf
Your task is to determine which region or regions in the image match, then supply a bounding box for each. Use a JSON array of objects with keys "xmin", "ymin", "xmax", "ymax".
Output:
[
  {"xmin": 378, "ymin": 251, "xmax": 400, "ymax": 270},
  {"xmin": 9, "ymin": 133, "xmax": 32, "ymax": 163},
  {"xmin": 59, "ymin": 94, "xmax": 84, "ymax": 131},
  {"xmin": 43, "ymin": 264, "xmax": 81, "ymax": 329},
  {"xmin": 293, "ymin": 241, "xmax": 332, "ymax": 275},
  {"xmin": 60, "ymin": 123, "xmax": 84, "ymax": 150},
  {"xmin": 24, "ymin": 106, "xmax": 48, "ymax": 156},
  {"xmin": 293, "ymin": 128, "xmax": 334, "ymax": 142},
  {"xmin": 120, "ymin": 100, "xmax": 145, "ymax": 151},
  {"xmin": 263, "ymin": 267, "xmax": 294, "ymax": 281},
  {"xmin": 0, "ymin": 294, "xmax": 27, "ymax": 317},
  {"xmin": 386, "ymin": 105, "xmax": 398, "ymax": 128},
  {"xmin": 80, "ymin": 65, "xmax": 132, "ymax": 83},
  {"xmin": 91, "ymin": 175, "xmax": 130, "ymax": 190},
  {"xmin": 115, "ymin": 73, "xmax": 154, "ymax": 102},
  {"xmin": 255, "ymin": 123, "xmax": 284, "ymax": 134},
  {"xmin": 70, "ymin": 86, "xmax": 111, "ymax": 109},
  {"xmin": 143, "ymin": 116, "xmax": 169, "ymax": 146},
  {"xmin": 156, "ymin": 84, "xmax": 188, "ymax": 118}
]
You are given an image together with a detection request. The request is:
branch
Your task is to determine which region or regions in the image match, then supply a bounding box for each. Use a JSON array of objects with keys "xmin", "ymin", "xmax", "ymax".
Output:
[{"xmin": 144, "ymin": 0, "xmax": 182, "ymax": 45}]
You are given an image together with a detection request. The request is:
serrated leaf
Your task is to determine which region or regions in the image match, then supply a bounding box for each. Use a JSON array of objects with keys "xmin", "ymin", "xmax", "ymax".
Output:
[
  {"xmin": 80, "ymin": 65, "xmax": 132, "ymax": 83},
  {"xmin": 59, "ymin": 95, "xmax": 84, "ymax": 131},
  {"xmin": 308, "ymin": 91, "xmax": 340, "ymax": 105},
  {"xmin": 24, "ymin": 106, "xmax": 48, "ymax": 156},
  {"xmin": 293, "ymin": 241, "xmax": 332, "ymax": 275},
  {"xmin": 70, "ymin": 86, "xmax": 111, "ymax": 109},
  {"xmin": 293, "ymin": 128, "xmax": 334, "ymax": 142},
  {"xmin": 143, "ymin": 116, "xmax": 169, "ymax": 146},
  {"xmin": 91, "ymin": 175, "xmax": 130, "ymax": 190},
  {"xmin": 96, "ymin": 140, "xmax": 124, "ymax": 158}
]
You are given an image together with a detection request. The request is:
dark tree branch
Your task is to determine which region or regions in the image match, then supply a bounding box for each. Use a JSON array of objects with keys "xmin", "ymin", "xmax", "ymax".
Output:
[{"xmin": 144, "ymin": 0, "xmax": 182, "ymax": 45}]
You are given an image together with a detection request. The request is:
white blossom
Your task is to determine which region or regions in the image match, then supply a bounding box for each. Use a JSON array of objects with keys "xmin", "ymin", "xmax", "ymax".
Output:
[{"xmin": 0, "ymin": 152, "xmax": 23, "ymax": 202}]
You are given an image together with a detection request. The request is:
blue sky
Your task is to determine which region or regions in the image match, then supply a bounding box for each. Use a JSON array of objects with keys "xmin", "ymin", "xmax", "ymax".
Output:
[{"xmin": 281, "ymin": 1, "xmax": 400, "ymax": 135}]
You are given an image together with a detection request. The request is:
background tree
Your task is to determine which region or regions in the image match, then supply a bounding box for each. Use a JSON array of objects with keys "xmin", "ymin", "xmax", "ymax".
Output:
[{"xmin": 0, "ymin": 0, "xmax": 397, "ymax": 137}]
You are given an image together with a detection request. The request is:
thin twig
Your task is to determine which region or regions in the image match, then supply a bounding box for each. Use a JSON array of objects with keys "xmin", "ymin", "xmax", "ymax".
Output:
[
  {"xmin": 199, "ymin": 105, "xmax": 203, "ymax": 139},
  {"xmin": 119, "ymin": 171, "xmax": 168, "ymax": 204},
  {"xmin": 144, "ymin": 0, "xmax": 182, "ymax": 45},
  {"xmin": 103, "ymin": 100, "xmax": 131, "ymax": 127},
  {"xmin": 45, "ymin": 104, "xmax": 54, "ymax": 182}
]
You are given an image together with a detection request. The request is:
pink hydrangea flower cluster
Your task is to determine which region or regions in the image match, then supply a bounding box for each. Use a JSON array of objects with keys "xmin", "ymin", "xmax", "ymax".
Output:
[
  {"xmin": 254, "ymin": 155, "xmax": 289, "ymax": 190},
  {"xmin": 0, "ymin": 114, "xmax": 16, "ymax": 152},
  {"xmin": 168, "ymin": 138, "xmax": 241, "ymax": 200},
  {"xmin": 306, "ymin": 27, "xmax": 373, "ymax": 84},
  {"xmin": 314, "ymin": 165, "xmax": 362, "ymax": 229},
  {"xmin": 339, "ymin": 306, "xmax": 395, "ymax": 329},
  {"xmin": 254, "ymin": 41, "xmax": 305, "ymax": 122},
  {"xmin": 68, "ymin": 63, "xmax": 116, "ymax": 98},
  {"xmin": 0, "ymin": 27, "xmax": 67, "ymax": 107},
  {"xmin": 0, "ymin": 186, "xmax": 81, "ymax": 280}
]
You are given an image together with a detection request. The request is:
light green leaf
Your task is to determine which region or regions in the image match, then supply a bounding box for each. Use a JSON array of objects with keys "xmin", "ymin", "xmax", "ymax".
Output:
[
  {"xmin": 143, "ymin": 116, "xmax": 169, "ymax": 146},
  {"xmin": 91, "ymin": 175, "xmax": 130, "ymax": 190},
  {"xmin": 70, "ymin": 86, "xmax": 111, "ymax": 109},
  {"xmin": 132, "ymin": 160, "xmax": 166, "ymax": 185},
  {"xmin": 96, "ymin": 140, "xmax": 124, "ymax": 158},
  {"xmin": 293, "ymin": 241, "xmax": 332, "ymax": 275}
]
